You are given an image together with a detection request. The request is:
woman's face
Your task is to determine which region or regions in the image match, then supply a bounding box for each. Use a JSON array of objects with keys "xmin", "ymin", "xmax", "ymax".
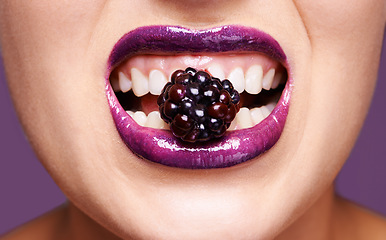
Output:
[{"xmin": 0, "ymin": 1, "xmax": 385, "ymax": 239}]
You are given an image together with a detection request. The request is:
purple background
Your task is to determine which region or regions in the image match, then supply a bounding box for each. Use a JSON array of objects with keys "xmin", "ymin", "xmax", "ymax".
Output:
[{"xmin": 1, "ymin": 37, "xmax": 385, "ymax": 234}]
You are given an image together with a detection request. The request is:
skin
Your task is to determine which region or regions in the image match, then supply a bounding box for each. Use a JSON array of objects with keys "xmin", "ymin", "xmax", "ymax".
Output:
[{"xmin": 1, "ymin": 1, "xmax": 386, "ymax": 239}]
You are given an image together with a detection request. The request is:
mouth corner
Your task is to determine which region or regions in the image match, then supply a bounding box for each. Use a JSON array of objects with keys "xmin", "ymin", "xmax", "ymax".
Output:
[{"xmin": 105, "ymin": 25, "xmax": 291, "ymax": 169}]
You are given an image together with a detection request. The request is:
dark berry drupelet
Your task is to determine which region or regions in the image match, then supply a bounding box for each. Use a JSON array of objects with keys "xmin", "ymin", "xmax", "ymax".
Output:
[{"xmin": 157, "ymin": 67, "xmax": 241, "ymax": 142}]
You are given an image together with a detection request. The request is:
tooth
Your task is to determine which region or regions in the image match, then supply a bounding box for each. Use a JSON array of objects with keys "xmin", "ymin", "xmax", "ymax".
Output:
[
  {"xmin": 208, "ymin": 64, "xmax": 225, "ymax": 80},
  {"xmin": 131, "ymin": 68, "xmax": 149, "ymax": 97},
  {"xmin": 149, "ymin": 69, "xmax": 168, "ymax": 95},
  {"xmin": 262, "ymin": 68, "xmax": 275, "ymax": 90},
  {"xmin": 271, "ymin": 71, "xmax": 282, "ymax": 89},
  {"xmin": 228, "ymin": 120, "xmax": 238, "ymax": 131},
  {"xmin": 260, "ymin": 106, "xmax": 271, "ymax": 118},
  {"xmin": 245, "ymin": 65, "xmax": 263, "ymax": 94},
  {"xmin": 227, "ymin": 67, "xmax": 245, "ymax": 93},
  {"xmin": 111, "ymin": 75, "xmax": 121, "ymax": 92},
  {"xmin": 145, "ymin": 111, "xmax": 168, "ymax": 129},
  {"xmin": 168, "ymin": 68, "xmax": 180, "ymax": 81},
  {"xmin": 118, "ymin": 72, "xmax": 132, "ymax": 93},
  {"xmin": 236, "ymin": 107, "xmax": 253, "ymax": 129},
  {"xmin": 266, "ymin": 102, "xmax": 276, "ymax": 112},
  {"xmin": 250, "ymin": 107, "xmax": 265, "ymax": 125},
  {"xmin": 126, "ymin": 110, "xmax": 134, "ymax": 118},
  {"xmin": 132, "ymin": 111, "xmax": 147, "ymax": 126}
]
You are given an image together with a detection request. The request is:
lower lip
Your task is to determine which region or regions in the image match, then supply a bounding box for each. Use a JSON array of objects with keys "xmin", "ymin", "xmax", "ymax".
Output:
[{"xmin": 106, "ymin": 25, "xmax": 292, "ymax": 169}]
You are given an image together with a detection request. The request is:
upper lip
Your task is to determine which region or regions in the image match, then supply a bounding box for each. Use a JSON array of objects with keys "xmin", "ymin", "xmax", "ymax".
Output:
[
  {"xmin": 108, "ymin": 25, "xmax": 286, "ymax": 71},
  {"xmin": 106, "ymin": 25, "xmax": 292, "ymax": 169}
]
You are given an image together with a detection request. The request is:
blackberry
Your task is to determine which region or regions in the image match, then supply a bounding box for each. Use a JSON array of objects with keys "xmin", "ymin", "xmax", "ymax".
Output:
[{"xmin": 157, "ymin": 67, "xmax": 241, "ymax": 142}]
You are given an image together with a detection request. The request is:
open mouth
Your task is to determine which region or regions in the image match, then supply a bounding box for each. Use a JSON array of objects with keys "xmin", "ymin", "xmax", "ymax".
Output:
[{"xmin": 106, "ymin": 25, "xmax": 292, "ymax": 169}]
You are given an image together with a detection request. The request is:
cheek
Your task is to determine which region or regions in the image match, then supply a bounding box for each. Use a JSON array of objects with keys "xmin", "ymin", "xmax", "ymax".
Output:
[
  {"xmin": 294, "ymin": 0, "xmax": 385, "ymax": 34},
  {"xmin": 287, "ymin": 0, "xmax": 386, "ymax": 181},
  {"xmin": 294, "ymin": 0, "xmax": 386, "ymax": 60},
  {"xmin": 0, "ymin": 0, "xmax": 109, "ymax": 112},
  {"xmin": 0, "ymin": 0, "xmax": 108, "ymax": 49},
  {"xmin": 293, "ymin": 0, "xmax": 385, "ymax": 127}
]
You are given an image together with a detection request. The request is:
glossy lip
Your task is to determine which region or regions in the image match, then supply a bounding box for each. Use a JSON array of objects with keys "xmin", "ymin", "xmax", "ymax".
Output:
[{"xmin": 106, "ymin": 25, "xmax": 292, "ymax": 169}]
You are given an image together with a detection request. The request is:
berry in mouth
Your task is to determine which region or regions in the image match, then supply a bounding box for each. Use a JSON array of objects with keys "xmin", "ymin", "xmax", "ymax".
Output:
[{"xmin": 157, "ymin": 68, "xmax": 241, "ymax": 142}]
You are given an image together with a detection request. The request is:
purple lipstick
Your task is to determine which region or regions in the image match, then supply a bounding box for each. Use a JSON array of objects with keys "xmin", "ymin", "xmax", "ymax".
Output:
[{"xmin": 106, "ymin": 25, "xmax": 292, "ymax": 169}]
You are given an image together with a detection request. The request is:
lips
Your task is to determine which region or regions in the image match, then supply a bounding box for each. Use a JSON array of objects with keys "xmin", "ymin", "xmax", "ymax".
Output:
[{"xmin": 106, "ymin": 25, "xmax": 292, "ymax": 169}]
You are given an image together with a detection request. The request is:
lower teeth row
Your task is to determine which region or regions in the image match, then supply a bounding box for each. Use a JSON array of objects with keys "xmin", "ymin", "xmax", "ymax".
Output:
[{"xmin": 126, "ymin": 103, "xmax": 275, "ymax": 131}]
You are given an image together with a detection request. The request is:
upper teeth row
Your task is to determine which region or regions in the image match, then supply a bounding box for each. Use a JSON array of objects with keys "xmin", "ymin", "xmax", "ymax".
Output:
[{"xmin": 111, "ymin": 64, "xmax": 283, "ymax": 97}]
